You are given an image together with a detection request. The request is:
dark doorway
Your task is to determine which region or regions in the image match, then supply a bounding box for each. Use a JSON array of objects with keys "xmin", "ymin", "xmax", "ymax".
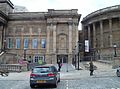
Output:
[{"xmin": 57, "ymin": 55, "xmax": 68, "ymax": 63}]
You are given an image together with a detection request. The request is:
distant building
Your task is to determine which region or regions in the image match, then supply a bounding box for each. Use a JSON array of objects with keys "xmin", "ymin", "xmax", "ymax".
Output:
[
  {"xmin": 0, "ymin": 0, "xmax": 81, "ymax": 64},
  {"xmin": 14, "ymin": 5, "xmax": 28, "ymax": 12}
]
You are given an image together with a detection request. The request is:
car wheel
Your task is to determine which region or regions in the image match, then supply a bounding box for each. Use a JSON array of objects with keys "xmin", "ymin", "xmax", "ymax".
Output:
[
  {"xmin": 53, "ymin": 80, "xmax": 57, "ymax": 88},
  {"xmin": 58, "ymin": 78, "xmax": 60, "ymax": 82},
  {"xmin": 30, "ymin": 84, "xmax": 35, "ymax": 88}
]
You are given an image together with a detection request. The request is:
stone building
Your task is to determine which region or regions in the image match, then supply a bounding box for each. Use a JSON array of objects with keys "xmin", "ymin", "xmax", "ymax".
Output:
[
  {"xmin": 81, "ymin": 5, "xmax": 120, "ymax": 61},
  {"xmin": 0, "ymin": 0, "xmax": 81, "ymax": 64}
]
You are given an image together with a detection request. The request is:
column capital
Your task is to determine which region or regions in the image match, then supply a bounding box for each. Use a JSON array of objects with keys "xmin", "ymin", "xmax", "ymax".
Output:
[{"xmin": 68, "ymin": 21, "xmax": 73, "ymax": 25}]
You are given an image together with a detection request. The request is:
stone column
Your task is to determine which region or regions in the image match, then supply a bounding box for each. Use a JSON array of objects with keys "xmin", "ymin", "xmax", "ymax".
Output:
[
  {"xmin": 76, "ymin": 24, "xmax": 78, "ymax": 46},
  {"xmin": 109, "ymin": 19, "xmax": 113, "ymax": 47},
  {"xmin": 88, "ymin": 25, "xmax": 91, "ymax": 48},
  {"xmin": 93, "ymin": 23, "xmax": 96, "ymax": 48},
  {"xmin": 68, "ymin": 22, "xmax": 72, "ymax": 53},
  {"xmin": 53, "ymin": 23, "xmax": 57, "ymax": 53},
  {"xmin": 46, "ymin": 24, "xmax": 50, "ymax": 53},
  {"xmin": 21, "ymin": 27, "xmax": 24, "ymax": 49},
  {"xmin": 29, "ymin": 27, "xmax": 32, "ymax": 49},
  {"xmin": 38, "ymin": 28, "xmax": 41, "ymax": 50},
  {"xmin": 100, "ymin": 21, "xmax": 103, "ymax": 48}
]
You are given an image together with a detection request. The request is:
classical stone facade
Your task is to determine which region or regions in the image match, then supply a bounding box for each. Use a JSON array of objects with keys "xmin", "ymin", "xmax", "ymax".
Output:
[
  {"xmin": 0, "ymin": 0, "xmax": 81, "ymax": 64},
  {"xmin": 81, "ymin": 5, "xmax": 120, "ymax": 61}
]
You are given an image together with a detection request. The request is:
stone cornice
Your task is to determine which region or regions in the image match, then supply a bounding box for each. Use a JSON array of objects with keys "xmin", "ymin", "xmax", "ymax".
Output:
[
  {"xmin": 82, "ymin": 5, "xmax": 120, "ymax": 23},
  {"xmin": 0, "ymin": 11, "xmax": 8, "ymax": 24},
  {"xmin": 0, "ymin": 0, "xmax": 14, "ymax": 9}
]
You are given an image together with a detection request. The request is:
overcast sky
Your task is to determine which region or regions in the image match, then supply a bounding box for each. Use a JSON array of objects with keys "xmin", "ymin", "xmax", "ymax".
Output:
[{"xmin": 10, "ymin": 0, "xmax": 120, "ymax": 29}]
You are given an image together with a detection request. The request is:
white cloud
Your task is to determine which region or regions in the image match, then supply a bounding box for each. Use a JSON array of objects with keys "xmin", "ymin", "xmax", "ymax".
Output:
[
  {"xmin": 10, "ymin": 0, "xmax": 120, "ymax": 30},
  {"xmin": 11, "ymin": 0, "xmax": 120, "ymax": 17}
]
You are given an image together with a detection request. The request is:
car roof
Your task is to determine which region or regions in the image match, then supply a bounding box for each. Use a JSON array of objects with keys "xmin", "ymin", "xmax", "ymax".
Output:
[{"xmin": 34, "ymin": 64, "xmax": 55, "ymax": 68}]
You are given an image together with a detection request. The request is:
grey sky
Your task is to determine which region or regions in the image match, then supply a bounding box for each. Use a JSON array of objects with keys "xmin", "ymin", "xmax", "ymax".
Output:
[{"xmin": 10, "ymin": 0, "xmax": 120, "ymax": 29}]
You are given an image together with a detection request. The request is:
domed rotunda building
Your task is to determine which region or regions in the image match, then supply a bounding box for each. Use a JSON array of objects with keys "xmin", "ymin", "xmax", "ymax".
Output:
[{"xmin": 81, "ymin": 5, "xmax": 120, "ymax": 61}]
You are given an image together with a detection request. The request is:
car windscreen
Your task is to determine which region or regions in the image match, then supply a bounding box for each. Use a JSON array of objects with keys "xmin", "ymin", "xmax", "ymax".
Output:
[{"xmin": 32, "ymin": 67, "xmax": 51, "ymax": 73}]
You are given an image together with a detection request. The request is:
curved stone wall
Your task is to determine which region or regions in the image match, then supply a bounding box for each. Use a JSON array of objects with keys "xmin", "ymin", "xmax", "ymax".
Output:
[{"xmin": 81, "ymin": 5, "xmax": 120, "ymax": 60}]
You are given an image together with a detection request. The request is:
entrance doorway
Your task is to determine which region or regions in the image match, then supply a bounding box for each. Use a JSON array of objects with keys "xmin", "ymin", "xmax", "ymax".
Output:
[{"xmin": 57, "ymin": 55, "xmax": 68, "ymax": 63}]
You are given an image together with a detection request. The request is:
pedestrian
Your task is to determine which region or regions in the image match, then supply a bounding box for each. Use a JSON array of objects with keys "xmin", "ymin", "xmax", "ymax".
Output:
[
  {"xmin": 89, "ymin": 61, "xmax": 94, "ymax": 76},
  {"xmin": 57, "ymin": 59, "xmax": 62, "ymax": 72}
]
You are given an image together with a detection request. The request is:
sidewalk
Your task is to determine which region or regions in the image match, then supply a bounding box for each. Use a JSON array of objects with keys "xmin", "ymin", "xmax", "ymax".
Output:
[
  {"xmin": 97, "ymin": 60, "xmax": 113, "ymax": 65},
  {"xmin": 61, "ymin": 61, "xmax": 116, "ymax": 79},
  {"xmin": 0, "ymin": 62, "xmax": 116, "ymax": 80}
]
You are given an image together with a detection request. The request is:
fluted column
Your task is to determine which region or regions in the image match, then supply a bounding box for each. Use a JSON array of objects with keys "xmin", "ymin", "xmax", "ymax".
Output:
[
  {"xmin": 29, "ymin": 27, "xmax": 32, "ymax": 49},
  {"xmin": 68, "ymin": 22, "xmax": 72, "ymax": 53},
  {"xmin": 76, "ymin": 24, "xmax": 78, "ymax": 45},
  {"xmin": 88, "ymin": 25, "xmax": 91, "ymax": 48},
  {"xmin": 100, "ymin": 21, "xmax": 103, "ymax": 48},
  {"xmin": 93, "ymin": 23, "xmax": 96, "ymax": 48},
  {"xmin": 46, "ymin": 24, "xmax": 50, "ymax": 53},
  {"xmin": 109, "ymin": 19, "xmax": 113, "ymax": 47},
  {"xmin": 53, "ymin": 23, "xmax": 57, "ymax": 53}
]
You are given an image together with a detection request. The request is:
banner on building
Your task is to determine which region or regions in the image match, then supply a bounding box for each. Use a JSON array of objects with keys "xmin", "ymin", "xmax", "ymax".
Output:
[{"xmin": 85, "ymin": 40, "xmax": 89, "ymax": 52}]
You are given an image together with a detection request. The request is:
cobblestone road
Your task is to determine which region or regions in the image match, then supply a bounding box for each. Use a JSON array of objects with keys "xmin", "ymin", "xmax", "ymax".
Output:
[{"xmin": 0, "ymin": 62, "xmax": 120, "ymax": 89}]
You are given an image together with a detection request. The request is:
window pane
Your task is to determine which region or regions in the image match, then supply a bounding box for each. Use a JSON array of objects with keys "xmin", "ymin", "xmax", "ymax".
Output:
[
  {"xmin": 41, "ymin": 39, "xmax": 46, "ymax": 48},
  {"xmin": 0, "ymin": 40, "xmax": 1, "ymax": 49},
  {"xmin": 16, "ymin": 38, "xmax": 20, "ymax": 48},
  {"xmin": 7, "ymin": 38, "xmax": 12, "ymax": 48},
  {"xmin": 24, "ymin": 38, "xmax": 28, "ymax": 49},
  {"xmin": 32, "ymin": 39, "xmax": 37, "ymax": 49}
]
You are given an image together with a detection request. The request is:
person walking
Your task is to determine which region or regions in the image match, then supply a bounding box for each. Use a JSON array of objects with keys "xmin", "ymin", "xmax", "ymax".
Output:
[
  {"xmin": 57, "ymin": 59, "xmax": 62, "ymax": 72},
  {"xmin": 89, "ymin": 61, "xmax": 94, "ymax": 76}
]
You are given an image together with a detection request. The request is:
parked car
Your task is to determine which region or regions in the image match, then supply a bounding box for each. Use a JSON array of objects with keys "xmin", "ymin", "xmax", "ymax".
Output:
[
  {"xmin": 116, "ymin": 66, "xmax": 120, "ymax": 77},
  {"xmin": 30, "ymin": 64, "xmax": 60, "ymax": 88}
]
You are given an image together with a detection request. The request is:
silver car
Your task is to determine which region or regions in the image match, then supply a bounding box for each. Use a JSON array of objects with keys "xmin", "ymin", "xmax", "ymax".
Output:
[
  {"xmin": 116, "ymin": 66, "xmax": 120, "ymax": 77},
  {"xmin": 30, "ymin": 64, "xmax": 60, "ymax": 88}
]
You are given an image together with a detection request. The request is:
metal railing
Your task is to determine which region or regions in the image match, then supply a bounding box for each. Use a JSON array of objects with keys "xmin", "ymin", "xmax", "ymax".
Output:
[{"xmin": 0, "ymin": 64, "xmax": 22, "ymax": 72}]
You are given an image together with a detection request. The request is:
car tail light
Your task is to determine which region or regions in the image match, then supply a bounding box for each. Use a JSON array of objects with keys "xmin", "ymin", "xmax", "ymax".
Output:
[
  {"xmin": 30, "ymin": 74, "xmax": 37, "ymax": 77},
  {"xmin": 47, "ymin": 73, "xmax": 55, "ymax": 77}
]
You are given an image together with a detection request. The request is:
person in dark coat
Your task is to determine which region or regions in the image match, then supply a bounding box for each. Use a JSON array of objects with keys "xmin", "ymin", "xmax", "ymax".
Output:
[
  {"xmin": 89, "ymin": 61, "xmax": 94, "ymax": 76},
  {"xmin": 57, "ymin": 59, "xmax": 62, "ymax": 72}
]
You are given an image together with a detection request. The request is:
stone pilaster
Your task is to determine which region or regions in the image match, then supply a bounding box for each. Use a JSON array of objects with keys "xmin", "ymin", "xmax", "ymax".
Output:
[
  {"xmin": 76, "ymin": 24, "xmax": 78, "ymax": 46},
  {"xmin": 109, "ymin": 19, "xmax": 113, "ymax": 47},
  {"xmin": 100, "ymin": 21, "xmax": 103, "ymax": 48},
  {"xmin": 38, "ymin": 28, "xmax": 41, "ymax": 50},
  {"xmin": 29, "ymin": 27, "xmax": 32, "ymax": 49},
  {"xmin": 88, "ymin": 25, "xmax": 91, "ymax": 48},
  {"xmin": 53, "ymin": 23, "xmax": 57, "ymax": 53},
  {"xmin": 46, "ymin": 24, "xmax": 50, "ymax": 53},
  {"xmin": 93, "ymin": 23, "xmax": 96, "ymax": 48},
  {"xmin": 21, "ymin": 27, "xmax": 24, "ymax": 49},
  {"xmin": 68, "ymin": 22, "xmax": 72, "ymax": 53}
]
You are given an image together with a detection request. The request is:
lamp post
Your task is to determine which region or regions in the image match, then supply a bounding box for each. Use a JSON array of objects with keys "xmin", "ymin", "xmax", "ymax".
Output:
[
  {"xmin": 74, "ymin": 46, "xmax": 77, "ymax": 69},
  {"xmin": 3, "ymin": 39, "xmax": 6, "ymax": 50},
  {"xmin": 113, "ymin": 44, "xmax": 117, "ymax": 57},
  {"xmin": 77, "ymin": 41, "xmax": 80, "ymax": 70},
  {"xmin": 24, "ymin": 48, "xmax": 27, "ymax": 61}
]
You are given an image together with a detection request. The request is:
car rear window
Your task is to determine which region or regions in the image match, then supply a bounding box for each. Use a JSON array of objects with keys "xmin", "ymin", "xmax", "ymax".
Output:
[{"xmin": 32, "ymin": 67, "xmax": 51, "ymax": 73}]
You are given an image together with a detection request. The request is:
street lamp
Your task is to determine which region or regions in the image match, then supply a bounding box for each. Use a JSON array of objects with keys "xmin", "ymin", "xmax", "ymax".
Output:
[
  {"xmin": 74, "ymin": 46, "xmax": 77, "ymax": 69},
  {"xmin": 77, "ymin": 41, "xmax": 81, "ymax": 70},
  {"xmin": 3, "ymin": 39, "xmax": 6, "ymax": 50},
  {"xmin": 24, "ymin": 48, "xmax": 27, "ymax": 61},
  {"xmin": 113, "ymin": 44, "xmax": 117, "ymax": 57}
]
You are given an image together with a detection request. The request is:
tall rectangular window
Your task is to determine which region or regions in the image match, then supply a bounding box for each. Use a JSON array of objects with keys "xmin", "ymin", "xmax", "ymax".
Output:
[
  {"xmin": 16, "ymin": 38, "xmax": 20, "ymax": 49},
  {"xmin": 7, "ymin": 38, "xmax": 13, "ymax": 48},
  {"xmin": 41, "ymin": 39, "xmax": 46, "ymax": 48},
  {"xmin": 32, "ymin": 39, "xmax": 37, "ymax": 49},
  {"xmin": 24, "ymin": 38, "xmax": 28, "ymax": 49}
]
